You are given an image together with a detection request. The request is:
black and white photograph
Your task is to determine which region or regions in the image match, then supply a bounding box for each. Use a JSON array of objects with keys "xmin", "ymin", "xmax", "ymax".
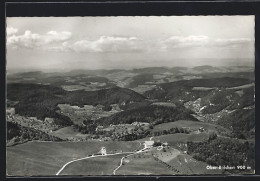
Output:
[{"xmin": 6, "ymin": 16, "xmax": 255, "ymax": 176}]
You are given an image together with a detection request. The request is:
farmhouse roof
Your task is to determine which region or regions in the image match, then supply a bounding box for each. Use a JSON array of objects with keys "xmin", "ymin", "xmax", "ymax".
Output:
[{"xmin": 144, "ymin": 140, "xmax": 154, "ymax": 146}]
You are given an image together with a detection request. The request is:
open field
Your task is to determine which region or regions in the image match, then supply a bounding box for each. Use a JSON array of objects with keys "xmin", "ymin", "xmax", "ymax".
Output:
[
  {"xmin": 227, "ymin": 83, "xmax": 255, "ymax": 90},
  {"xmin": 151, "ymin": 102, "xmax": 176, "ymax": 107},
  {"xmin": 116, "ymin": 152, "xmax": 174, "ymax": 175},
  {"xmin": 192, "ymin": 87, "xmax": 216, "ymax": 91},
  {"xmin": 6, "ymin": 141, "xmax": 140, "ymax": 176},
  {"xmin": 60, "ymin": 154, "xmax": 129, "ymax": 175},
  {"xmin": 152, "ymin": 147, "xmax": 181, "ymax": 162},
  {"xmin": 152, "ymin": 120, "xmax": 229, "ymax": 134},
  {"xmin": 61, "ymin": 82, "xmax": 111, "ymax": 91},
  {"xmin": 51, "ymin": 126, "xmax": 88, "ymax": 140}
]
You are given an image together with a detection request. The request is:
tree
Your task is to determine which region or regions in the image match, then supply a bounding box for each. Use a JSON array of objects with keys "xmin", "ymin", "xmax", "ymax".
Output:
[
  {"xmin": 163, "ymin": 130, "xmax": 168, "ymax": 135},
  {"xmin": 208, "ymin": 132, "xmax": 218, "ymax": 141},
  {"xmin": 103, "ymin": 104, "xmax": 112, "ymax": 111},
  {"xmin": 153, "ymin": 141, "xmax": 162, "ymax": 147}
]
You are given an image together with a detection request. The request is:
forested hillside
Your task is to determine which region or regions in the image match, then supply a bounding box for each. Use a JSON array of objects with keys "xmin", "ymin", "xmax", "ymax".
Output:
[
  {"xmin": 144, "ymin": 77, "xmax": 254, "ymax": 102},
  {"xmin": 187, "ymin": 137, "xmax": 255, "ymax": 170},
  {"xmin": 7, "ymin": 121, "xmax": 63, "ymax": 145},
  {"xmin": 96, "ymin": 104, "xmax": 198, "ymax": 126},
  {"xmin": 7, "ymin": 83, "xmax": 147, "ymax": 125},
  {"xmin": 217, "ymin": 109, "xmax": 255, "ymax": 139}
]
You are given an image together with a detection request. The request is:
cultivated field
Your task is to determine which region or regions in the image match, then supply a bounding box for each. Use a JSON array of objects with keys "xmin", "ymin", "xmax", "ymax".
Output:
[
  {"xmin": 153, "ymin": 147, "xmax": 181, "ymax": 162},
  {"xmin": 115, "ymin": 152, "xmax": 174, "ymax": 175},
  {"xmin": 6, "ymin": 141, "xmax": 140, "ymax": 176},
  {"xmin": 51, "ymin": 126, "xmax": 88, "ymax": 140}
]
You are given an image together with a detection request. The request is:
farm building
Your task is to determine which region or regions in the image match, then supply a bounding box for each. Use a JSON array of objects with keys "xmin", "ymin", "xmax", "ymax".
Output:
[
  {"xmin": 162, "ymin": 142, "xmax": 169, "ymax": 147},
  {"xmin": 29, "ymin": 117, "xmax": 38, "ymax": 121},
  {"xmin": 6, "ymin": 108, "xmax": 15, "ymax": 115},
  {"xmin": 95, "ymin": 126, "xmax": 104, "ymax": 131},
  {"xmin": 131, "ymin": 122, "xmax": 150, "ymax": 126},
  {"xmin": 143, "ymin": 140, "xmax": 155, "ymax": 148},
  {"xmin": 44, "ymin": 118, "xmax": 54, "ymax": 123}
]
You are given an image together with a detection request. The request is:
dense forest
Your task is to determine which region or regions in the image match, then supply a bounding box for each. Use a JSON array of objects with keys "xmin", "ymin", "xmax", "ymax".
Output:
[
  {"xmin": 187, "ymin": 136, "xmax": 255, "ymax": 170},
  {"xmin": 217, "ymin": 109, "xmax": 255, "ymax": 139},
  {"xmin": 95, "ymin": 104, "xmax": 198, "ymax": 126}
]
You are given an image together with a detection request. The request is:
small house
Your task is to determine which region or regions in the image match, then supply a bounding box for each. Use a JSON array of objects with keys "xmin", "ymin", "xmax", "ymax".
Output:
[
  {"xmin": 44, "ymin": 117, "xmax": 54, "ymax": 124},
  {"xmin": 95, "ymin": 126, "xmax": 104, "ymax": 131},
  {"xmin": 162, "ymin": 142, "xmax": 169, "ymax": 147},
  {"xmin": 6, "ymin": 108, "xmax": 15, "ymax": 115}
]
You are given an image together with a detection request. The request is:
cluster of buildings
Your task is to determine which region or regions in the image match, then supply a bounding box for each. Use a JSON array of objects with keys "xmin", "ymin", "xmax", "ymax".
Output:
[
  {"xmin": 143, "ymin": 140, "xmax": 169, "ymax": 149},
  {"xmin": 131, "ymin": 122, "xmax": 150, "ymax": 126}
]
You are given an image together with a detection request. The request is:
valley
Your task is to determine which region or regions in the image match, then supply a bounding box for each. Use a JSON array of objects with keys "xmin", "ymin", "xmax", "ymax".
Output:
[{"xmin": 6, "ymin": 65, "xmax": 255, "ymax": 175}]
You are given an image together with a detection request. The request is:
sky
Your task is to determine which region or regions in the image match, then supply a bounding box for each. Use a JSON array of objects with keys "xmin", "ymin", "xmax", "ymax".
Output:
[{"xmin": 6, "ymin": 16, "xmax": 255, "ymax": 71}]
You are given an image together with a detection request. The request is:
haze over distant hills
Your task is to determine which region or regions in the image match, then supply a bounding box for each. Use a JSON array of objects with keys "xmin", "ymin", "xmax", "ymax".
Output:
[{"xmin": 7, "ymin": 60, "xmax": 254, "ymax": 75}]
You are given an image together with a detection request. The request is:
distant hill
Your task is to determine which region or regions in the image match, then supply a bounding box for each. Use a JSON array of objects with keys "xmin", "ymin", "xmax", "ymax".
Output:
[
  {"xmin": 127, "ymin": 74, "xmax": 154, "ymax": 88},
  {"xmin": 66, "ymin": 69, "xmax": 124, "ymax": 77},
  {"xmin": 132, "ymin": 67, "xmax": 169, "ymax": 74},
  {"xmin": 192, "ymin": 65, "xmax": 222, "ymax": 72},
  {"xmin": 144, "ymin": 77, "xmax": 254, "ymax": 103},
  {"xmin": 200, "ymin": 72, "xmax": 255, "ymax": 81}
]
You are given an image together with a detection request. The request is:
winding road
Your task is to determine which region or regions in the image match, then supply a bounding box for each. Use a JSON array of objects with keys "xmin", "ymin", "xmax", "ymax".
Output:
[
  {"xmin": 112, "ymin": 148, "xmax": 149, "ymax": 175},
  {"xmin": 56, "ymin": 152, "xmax": 133, "ymax": 175}
]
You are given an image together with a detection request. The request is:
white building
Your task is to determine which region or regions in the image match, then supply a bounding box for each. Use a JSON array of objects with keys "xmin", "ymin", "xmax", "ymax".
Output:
[
  {"xmin": 6, "ymin": 108, "xmax": 15, "ymax": 115},
  {"xmin": 143, "ymin": 140, "xmax": 154, "ymax": 148},
  {"xmin": 100, "ymin": 147, "xmax": 107, "ymax": 155}
]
